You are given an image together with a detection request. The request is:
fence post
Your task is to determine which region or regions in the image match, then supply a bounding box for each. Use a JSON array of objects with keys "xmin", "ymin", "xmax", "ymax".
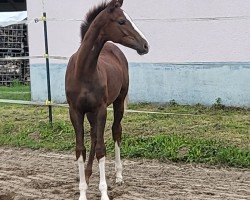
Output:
[{"xmin": 43, "ymin": 12, "xmax": 53, "ymax": 125}]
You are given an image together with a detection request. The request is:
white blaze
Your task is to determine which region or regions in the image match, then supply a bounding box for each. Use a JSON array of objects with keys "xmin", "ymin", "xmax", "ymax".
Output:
[{"xmin": 123, "ymin": 11, "xmax": 149, "ymax": 43}]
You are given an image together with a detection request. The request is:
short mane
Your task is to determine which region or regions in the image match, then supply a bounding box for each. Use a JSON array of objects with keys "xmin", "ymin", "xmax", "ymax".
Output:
[{"xmin": 80, "ymin": 2, "xmax": 108, "ymax": 41}]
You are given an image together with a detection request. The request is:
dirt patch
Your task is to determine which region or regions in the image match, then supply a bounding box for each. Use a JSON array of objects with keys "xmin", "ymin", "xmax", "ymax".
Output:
[
  {"xmin": 0, "ymin": 147, "xmax": 249, "ymax": 200},
  {"xmin": 0, "ymin": 193, "xmax": 15, "ymax": 200}
]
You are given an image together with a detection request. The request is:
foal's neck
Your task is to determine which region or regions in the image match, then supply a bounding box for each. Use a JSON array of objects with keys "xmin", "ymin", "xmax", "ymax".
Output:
[{"xmin": 76, "ymin": 14, "xmax": 107, "ymax": 77}]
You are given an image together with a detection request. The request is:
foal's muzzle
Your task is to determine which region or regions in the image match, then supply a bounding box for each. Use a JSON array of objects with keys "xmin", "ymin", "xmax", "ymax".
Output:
[{"xmin": 136, "ymin": 39, "xmax": 149, "ymax": 55}]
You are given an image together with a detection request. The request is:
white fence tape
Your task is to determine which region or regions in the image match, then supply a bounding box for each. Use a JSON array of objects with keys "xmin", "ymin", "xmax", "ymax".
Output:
[
  {"xmin": 0, "ymin": 55, "xmax": 69, "ymax": 61},
  {"xmin": 1, "ymin": 15, "xmax": 250, "ymax": 27},
  {"xmin": 0, "ymin": 99, "xmax": 203, "ymax": 117}
]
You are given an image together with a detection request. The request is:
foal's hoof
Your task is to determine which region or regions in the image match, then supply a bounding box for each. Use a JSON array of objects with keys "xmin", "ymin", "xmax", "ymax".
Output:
[
  {"xmin": 101, "ymin": 194, "xmax": 110, "ymax": 200},
  {"xmin": 115, "ymin": 177, "xmax": 124, "ymax": 186},
  {"xmin": 79, "ymin": 196, "xmax": 87, "ymax": 200}
]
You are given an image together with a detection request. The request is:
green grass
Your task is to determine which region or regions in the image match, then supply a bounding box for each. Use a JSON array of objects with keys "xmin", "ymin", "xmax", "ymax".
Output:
[
  {"xmin": 0, "ymin": 83, "xmax": 31, "ymax": 101},
  {"xmin": 0, "ymin": 103, "xmax": 249, "ymax": 168},
  {"xmin": 106, "ymin": 134, "xmax": 249, "ymax": 168}
]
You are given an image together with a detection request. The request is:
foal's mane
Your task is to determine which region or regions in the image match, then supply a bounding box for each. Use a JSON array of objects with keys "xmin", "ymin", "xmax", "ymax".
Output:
[{"xmin": 80, "ymin": 2, "xmax": 108, "ymax": 41}]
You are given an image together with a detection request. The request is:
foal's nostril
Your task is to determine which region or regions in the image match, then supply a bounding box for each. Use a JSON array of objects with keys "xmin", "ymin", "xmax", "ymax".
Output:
[{"xmin": 144, "ymin": 43, "xmax": 149, "ymax": 51}]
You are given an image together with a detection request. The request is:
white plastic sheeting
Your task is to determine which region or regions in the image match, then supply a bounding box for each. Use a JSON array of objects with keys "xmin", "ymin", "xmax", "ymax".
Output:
[{"xmin": 0, "ymin": 11, "xmax": 27, "ymax": 27}]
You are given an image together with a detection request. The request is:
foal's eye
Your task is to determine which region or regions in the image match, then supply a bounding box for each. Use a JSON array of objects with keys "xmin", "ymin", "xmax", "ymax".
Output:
[{"xmin": 118, "ymin": 19, "xmax": 126, "ymax": 25}]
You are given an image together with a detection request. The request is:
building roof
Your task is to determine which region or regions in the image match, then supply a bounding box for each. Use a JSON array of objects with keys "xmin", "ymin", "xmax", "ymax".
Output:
[{"xmin": 0, "ymin": 0, "xmax": 26, "ymax": 12}]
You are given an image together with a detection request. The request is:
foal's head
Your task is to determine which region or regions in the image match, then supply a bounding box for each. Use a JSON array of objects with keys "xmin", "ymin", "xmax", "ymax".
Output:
[
  {"xmin": 81, "ymin": 0, "xmax": 149, "ymax": 55},
  {"xmin": 103, "ymin": 0, "xmax": 149, "ymax": 55}
]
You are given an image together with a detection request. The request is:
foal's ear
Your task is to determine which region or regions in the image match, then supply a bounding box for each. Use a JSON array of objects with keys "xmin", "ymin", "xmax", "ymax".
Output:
[{"xmin": 107, "ymin": 0, "xmax": 124, "ymax": 13}]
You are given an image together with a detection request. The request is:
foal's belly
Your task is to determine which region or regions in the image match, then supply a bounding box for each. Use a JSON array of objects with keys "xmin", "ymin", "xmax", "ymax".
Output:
[
  {"xmin": 106, "ymin": 74, "xmax": 124, "ymax": 105},
  {"xmin": 96, "ymin": 66, "xmax": 125, "ymax": 106}
]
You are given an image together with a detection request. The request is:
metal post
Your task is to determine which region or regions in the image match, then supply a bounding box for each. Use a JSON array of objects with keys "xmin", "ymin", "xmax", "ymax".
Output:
[{"xmin": 43, "ymin": 12, "xmax": 53, "ymax": 125}]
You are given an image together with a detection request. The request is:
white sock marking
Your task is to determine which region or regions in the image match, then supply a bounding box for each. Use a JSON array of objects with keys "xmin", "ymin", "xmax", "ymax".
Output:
[
  {"xmin": 78, "ymin": 155, "xmax": 88, "ymax": 200},
  {"xmin": 115, "ymin": 142, "xmax": 123, "ymax": 183},
  {"xmin": 99, "ymin": 157, "xmax": 109, "ymax": 200},
  {"xmin": 123, "ymin": 11, "xmax": 149, "ymax": 43}
]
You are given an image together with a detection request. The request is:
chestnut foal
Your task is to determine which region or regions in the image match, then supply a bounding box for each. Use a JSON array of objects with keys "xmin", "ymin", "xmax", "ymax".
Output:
[{"xmin": 65, "ymin": 0, "xmax": 149, "ymax": 199}]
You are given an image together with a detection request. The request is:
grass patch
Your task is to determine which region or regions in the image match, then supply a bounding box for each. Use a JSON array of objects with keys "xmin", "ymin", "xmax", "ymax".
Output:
[
  {"xmin": 0, "ymin": 121, "xmax": 75, "ymax": 151},
  {"xmin": 0, "ymin": 83, "xmax": 31, "ymax": 101},
  {"xmin": 107, "ymin": 134, "xmax": 249, "ymax": 168},
  {"xmin": 0, "ymin": 103, "xmax": 249, "ymax": 168}
]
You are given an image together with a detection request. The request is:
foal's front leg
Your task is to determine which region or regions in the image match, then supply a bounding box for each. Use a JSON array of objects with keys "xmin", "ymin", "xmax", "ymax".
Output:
[
  {"xmin": 95, "ymin": 106, "xmax": 109, "ymax": 200},
  {"xmin": 69, "ymin": 109, "xmax": 88, "ymax": 200}
]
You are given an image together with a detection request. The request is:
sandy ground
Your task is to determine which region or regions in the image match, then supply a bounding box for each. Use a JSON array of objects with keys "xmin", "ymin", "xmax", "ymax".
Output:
[{"xmin": 0, "ymin": 147, "xmax": 249, "ymax": 200}]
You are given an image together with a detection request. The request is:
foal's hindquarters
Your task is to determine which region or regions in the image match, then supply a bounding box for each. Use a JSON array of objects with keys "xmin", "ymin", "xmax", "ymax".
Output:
[{"xmin": 84, "ymin": 97, "xmax": 127, "ymax": 200}]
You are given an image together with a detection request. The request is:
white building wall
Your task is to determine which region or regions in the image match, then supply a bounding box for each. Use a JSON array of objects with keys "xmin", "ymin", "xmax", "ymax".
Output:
[
  {"xmin": 27, "ymin": 0, "xmax": 250, "ymax": 63},
  {"xmin": 26, "ymin": 0, "xmax": 250, "ymax": 106}
]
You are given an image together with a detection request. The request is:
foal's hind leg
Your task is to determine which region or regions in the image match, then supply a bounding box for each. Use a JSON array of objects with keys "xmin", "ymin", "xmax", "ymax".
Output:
[
  {"xmin": 85, "ymin": 113, "xmax": 97, "ymax": 185},
  {"xmin": 69, "ymin": 108, "xmax": 87, "ymax": 200},
  {"xmin": 112, "ymin": 97, "xmax": 125, "ymax": 184}
]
